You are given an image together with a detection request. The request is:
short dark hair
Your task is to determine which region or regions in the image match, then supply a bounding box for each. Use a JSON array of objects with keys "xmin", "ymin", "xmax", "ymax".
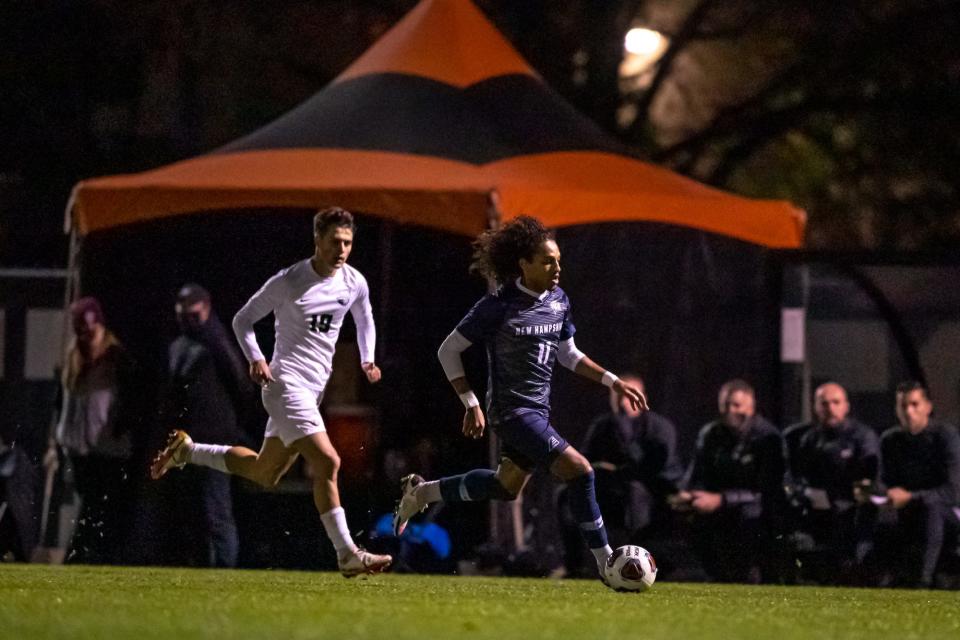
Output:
[
  {"xmin": 470, "ymin": 216, "xmax": 552, "ymax": 284},
  {"xmin": 719, "ymin": 378, "xmax": 755, "ymax": 400},
  {"xmin": 896, "ymin": 380, "xmax": 930, "ymax": 400},
  {"xmin": 314, "ymin": 206, "xmax": 355, "ymax": 237}
]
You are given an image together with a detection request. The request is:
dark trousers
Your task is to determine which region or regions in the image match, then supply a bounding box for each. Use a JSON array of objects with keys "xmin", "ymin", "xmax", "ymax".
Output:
[
  {"xmin": 167, "ymin": 466, "xmax": 239, "ymax": 567},
  {"xmin": 691, "ymin": 508, "xmax": 785, "ymax": 583},
  {"xmin": 797, "ymin": 504, "xmax": 876, "ymax": 583},
  {"xmin": 874, "ymin": 499, "xmax": 960, "ymax": 587},
  {"xmin": 68, "ymin": 454, "xmax": 132, "ymax": 564}
]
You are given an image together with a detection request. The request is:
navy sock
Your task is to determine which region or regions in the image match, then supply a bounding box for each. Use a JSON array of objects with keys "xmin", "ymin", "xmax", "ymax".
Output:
[
  {"xmin": 567, "ymin": 471, "xmax": 609, "ymax": 549},
  {"xmin": 439, "ymin": 469, "xmax": 514, "ymax": 502}
]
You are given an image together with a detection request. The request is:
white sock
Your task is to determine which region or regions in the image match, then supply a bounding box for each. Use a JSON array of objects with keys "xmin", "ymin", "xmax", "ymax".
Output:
[
  {"xmin": 320, "ymin": 507, "xmax": 358, "ymax": 557},
  {"xmin": 591, "ymin": 545, "xmax": 613, "ymax": 567},
  {"xmin": 189, "ymin": 444, "xmax": 230, "ymax": 473},
  {"xmin": 416, "ymin": 480, "xmax": 442, "ymax": 508}
]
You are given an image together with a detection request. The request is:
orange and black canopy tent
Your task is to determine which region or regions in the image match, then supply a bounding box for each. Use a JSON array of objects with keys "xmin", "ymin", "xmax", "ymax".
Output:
[{"xmin": 68, "ymin": 0, "xmax": 805, "ymax": 248}]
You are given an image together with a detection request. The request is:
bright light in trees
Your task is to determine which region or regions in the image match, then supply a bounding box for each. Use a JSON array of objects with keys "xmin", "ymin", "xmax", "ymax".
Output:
[{"xmin": 624, "ymin": 28, "xmax": 664, "ymax": 56}]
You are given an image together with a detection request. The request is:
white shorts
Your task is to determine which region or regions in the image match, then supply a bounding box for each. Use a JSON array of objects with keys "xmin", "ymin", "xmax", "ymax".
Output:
[{"xmin": 262, "ymin": 379, "xmax": 326, "ymax": 447}]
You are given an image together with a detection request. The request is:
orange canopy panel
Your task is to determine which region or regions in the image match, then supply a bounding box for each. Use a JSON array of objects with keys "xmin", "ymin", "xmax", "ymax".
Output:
[
  {"xmin": 70, "ymin": 150, "xmax": 493, "ymax": 237},
  {"xmin": 487, "ymin": 153, "xmax": 806, "ymax": 248}
]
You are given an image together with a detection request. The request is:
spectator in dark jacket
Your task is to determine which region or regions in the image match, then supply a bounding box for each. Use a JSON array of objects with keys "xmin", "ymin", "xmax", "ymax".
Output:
[
  {"xmin": 673, "ymin": 379, "xmax": 787, "ymax": 582},
  {"xmin": 155, "ymin": 284, "xmax": 254, "ymax": 567},
  {"xmin": 869, "ymin": 381, "xmax": 960, "ymax": 588},
  {"xmin": 789, "ymin": 382, "xmax": 879, "ymax": 583}
]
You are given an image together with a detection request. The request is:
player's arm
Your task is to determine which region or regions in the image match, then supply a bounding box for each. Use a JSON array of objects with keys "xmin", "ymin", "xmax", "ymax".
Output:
[
  {"xmin": 437, "ymin": 330, "xmax": 486, "ymax": 440},
  {"xmin": 233, "ymin": 271, "xmax": 285, "ymax": 386},
  {"xmin": 557, "ymin": 338, "xmax": 648, "ymax": 411},
  {"xmin": 348, "ymin": 277, "xmax": 380, "ymax": 383}
]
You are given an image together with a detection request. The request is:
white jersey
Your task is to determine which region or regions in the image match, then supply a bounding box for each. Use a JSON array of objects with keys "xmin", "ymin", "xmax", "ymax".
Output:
[{"xmin": 232, "ymin": 259, "xmax": 375, "ymax": 391}]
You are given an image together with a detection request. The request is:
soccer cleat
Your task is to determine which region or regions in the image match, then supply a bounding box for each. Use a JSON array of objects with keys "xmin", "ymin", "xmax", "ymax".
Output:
[
  {"xmin": 392, "ymin": 473, "xmax": 425, "ymax": 536},
  {"xmin": 338, "ymin": 548, "xmax": 392, "ymax": 577},
  {"xmin": 150, "ymin": 429, "xmax": 193, "ymax": 480}
]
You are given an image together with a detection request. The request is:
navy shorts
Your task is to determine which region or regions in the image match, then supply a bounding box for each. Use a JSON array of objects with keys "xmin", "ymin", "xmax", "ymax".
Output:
[{"xmin": 494, "ymin": 411, "xmax": 569, "ymax": 471}]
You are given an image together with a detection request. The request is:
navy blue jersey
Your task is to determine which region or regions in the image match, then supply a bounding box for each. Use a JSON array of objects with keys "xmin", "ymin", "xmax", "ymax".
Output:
[{"xmin": 456, "ymin": 282, "xmax": 575, "ymax": 423}]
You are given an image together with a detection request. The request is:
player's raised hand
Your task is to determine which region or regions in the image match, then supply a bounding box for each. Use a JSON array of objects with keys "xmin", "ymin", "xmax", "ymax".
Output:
[
  {"xmin": 462, "ymin": 405, "xmax": 486, "ymax": 440},
  {"xmin": 249, "ymin": 360, "xmax": 275, "ymax": 387},
  {"xmin": 361, "ymin": 362, "xmax": 382, "ymax": 383},
  {"xmin": 614, "ymin": 379, "xmax": 648, "ymax": 412}
]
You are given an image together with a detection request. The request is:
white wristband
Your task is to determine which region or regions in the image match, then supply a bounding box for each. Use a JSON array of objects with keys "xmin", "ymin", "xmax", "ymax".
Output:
[
  {"xmin": 601, "ymin": 371, "xmax": 619, "ymax": 388},
  {"xmin": 459, "ymin": 390, "xmax": 480, "ymax": 409}
]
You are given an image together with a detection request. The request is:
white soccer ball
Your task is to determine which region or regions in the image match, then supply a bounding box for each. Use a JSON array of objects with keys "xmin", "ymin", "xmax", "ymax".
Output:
[{"xmin": 603, "ymin": 545, "xmax": 657, "ymax": 592}]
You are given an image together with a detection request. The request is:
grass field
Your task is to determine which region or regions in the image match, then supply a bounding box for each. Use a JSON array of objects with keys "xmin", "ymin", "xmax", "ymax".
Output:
[{"xmin": 1, "ymin": 565, "xmax": 958, "ymax": 640}]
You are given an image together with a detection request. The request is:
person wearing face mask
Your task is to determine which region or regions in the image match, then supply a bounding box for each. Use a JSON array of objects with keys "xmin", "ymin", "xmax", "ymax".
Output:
[
  {"xmin": 557, "ymin": 374, "xmax": 682, "ymax": 577},
  {"xmin": 48, "ymin": 296, "xmax": 138, "ymax": 563},
  {"xmin": 868, "ymin": 381, "xmax": 960, "ymax": 588},
  {"xmin": 154, "ymin": 283, "xmax": 252, "ymax": 567},
  {"xmin": 788, "ymin": 382, "xmax": 879, "ymax": 584},
  {"xmin": 672, "ymin": 379, "xmax": 787, "ymax": 583}
]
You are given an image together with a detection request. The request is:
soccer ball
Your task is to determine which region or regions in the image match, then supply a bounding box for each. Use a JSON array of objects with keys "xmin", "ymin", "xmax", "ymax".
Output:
[{"xmin": 603, "ymin": 545, "xmax": 657, "ymax": 592}]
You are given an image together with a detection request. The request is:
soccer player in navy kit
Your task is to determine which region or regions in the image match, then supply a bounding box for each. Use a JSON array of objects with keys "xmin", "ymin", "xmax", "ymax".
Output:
[{"xmin": 393, "ymin": 216, "xmax": 646, "ymax": 581}]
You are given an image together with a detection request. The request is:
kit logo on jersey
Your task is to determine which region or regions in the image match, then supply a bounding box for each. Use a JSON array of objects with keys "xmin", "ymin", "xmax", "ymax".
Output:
[
  {"xmin": 515, "ymin": 322, "xmax": 563, "ymax": 336},
  {"xmin": 548, "ymin": 435, "xmax": 561, "ymax": 450},
  {"xmin": 337, "ymin": 297, "xmax": 348, "ymax": 306}
]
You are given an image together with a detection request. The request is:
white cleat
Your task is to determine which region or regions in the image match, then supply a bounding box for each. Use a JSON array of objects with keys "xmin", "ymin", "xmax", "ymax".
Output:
[
  {"xmin": 392, "ymin": 474, "xmax": 425, "ymax": 536},
  {"xmin": 150, "ymin": 429, "xmax": 193, "ymax": 480},
  {"xmin": 338, "ymin": 548, "xmax": 392, "ymax": 577}
]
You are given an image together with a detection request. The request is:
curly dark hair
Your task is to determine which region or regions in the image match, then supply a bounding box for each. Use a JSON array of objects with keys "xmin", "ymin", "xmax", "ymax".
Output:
[{"xmin": 470, "ymin": 216, "xmax": 552, "ymax": 284}]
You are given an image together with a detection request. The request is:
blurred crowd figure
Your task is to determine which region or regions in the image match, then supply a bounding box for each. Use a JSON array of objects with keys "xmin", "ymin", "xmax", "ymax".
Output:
[
  {"xmin": 872, "ymin": 382, "xmax": 960, "ymax": 588},
  {"xmin": 46, "ymin": 297, "xmax": 143, "ymax": 563},
  {"xmin": 672, "ymin": 379, "xmax": 788, "ymax": 583},
  {"xmin": 787, "ymin": 382, "xmax": 879, "ymax": 584},
  {"xmin": 146, "ymin": 284, "xmax": 252, "ymax": 567}
]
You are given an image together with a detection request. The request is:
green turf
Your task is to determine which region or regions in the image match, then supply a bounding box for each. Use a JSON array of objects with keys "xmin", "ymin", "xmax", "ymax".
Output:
[{"xmin": 1, "ymin": 565, "xmax": 957, "ymax": 640}]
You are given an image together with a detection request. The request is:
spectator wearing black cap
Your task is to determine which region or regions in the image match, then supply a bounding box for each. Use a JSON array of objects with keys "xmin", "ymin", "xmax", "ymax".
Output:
[
  {"xmin": 869, "ymin": 381, "xmax": 960, "ymax": 588},
  {"xmin": 155, "ymin": 283, "xmax": 254, "ymax": 567},
  {"xmin": 47, "ymin": 296, "xmax": 139, "ymax": 563}
]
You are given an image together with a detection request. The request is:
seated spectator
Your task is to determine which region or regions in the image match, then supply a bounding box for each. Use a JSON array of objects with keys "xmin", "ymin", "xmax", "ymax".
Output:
[
  {"xmin": 868, "ymin": 381, "xmax": 960, "ymax": 588},
  {"xmin": 789, "ymin": 382, "xmax": 879, "ymax": 583},
  {"xmin": 557, "ymin": 375, "xmax": 683, "ymax": 576},
  {"xmin": 672, "ymin": 379, "xmax": 787, "ymax": 583}
]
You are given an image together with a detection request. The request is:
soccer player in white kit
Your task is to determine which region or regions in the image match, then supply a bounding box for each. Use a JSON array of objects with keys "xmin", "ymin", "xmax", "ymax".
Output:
[{"xmin": 150, "ymin": 207, "xmax": 392, "ymax": 576}]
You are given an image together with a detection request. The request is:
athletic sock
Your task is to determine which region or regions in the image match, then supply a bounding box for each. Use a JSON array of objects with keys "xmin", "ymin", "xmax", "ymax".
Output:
[
  {"xmin": 189, "ymin": 443, "xmax": 230, "ymax": 473},
  {"xmin": 567, "ymin": 471, "xmax": 611, "ymax": 556},
  {"xmin": 320, "ymin": 507, "xmax": 358, "ymax": 557},
  {"xmin": 438, "ymin": 469, "xmax": 514, "ymax": 503}
]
